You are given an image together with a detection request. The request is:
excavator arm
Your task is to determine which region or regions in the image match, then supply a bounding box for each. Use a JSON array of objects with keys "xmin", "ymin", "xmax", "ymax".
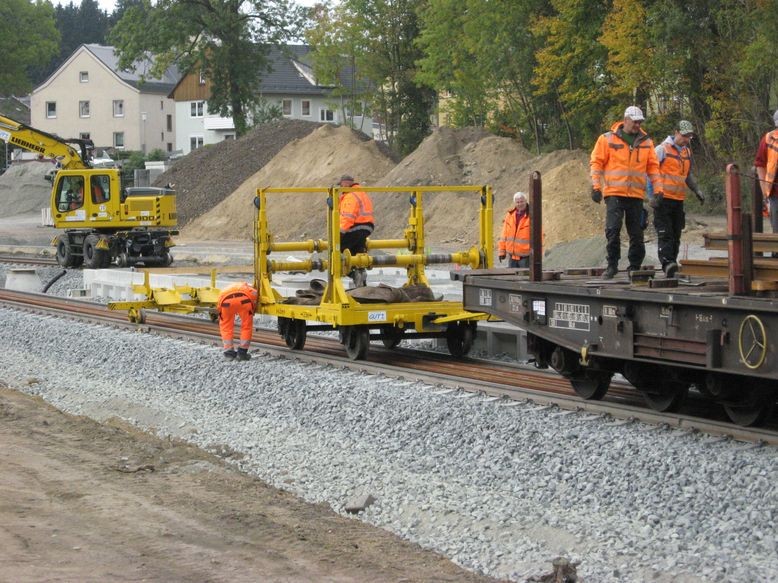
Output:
[{"xmin": 0, "ymin": 114, "xmax": 92, "ymax": 169}]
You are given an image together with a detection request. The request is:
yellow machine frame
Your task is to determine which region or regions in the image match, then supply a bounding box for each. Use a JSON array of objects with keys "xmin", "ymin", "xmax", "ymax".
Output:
[{"xmin": 254, "ymin": 185, "xmax": 494, "ymax": 359}]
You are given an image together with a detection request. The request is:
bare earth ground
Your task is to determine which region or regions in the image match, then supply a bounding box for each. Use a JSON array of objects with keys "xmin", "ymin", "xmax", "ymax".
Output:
[{"xmin": 0, "ymin": 385, "xmax": 497, "ymax": 583}]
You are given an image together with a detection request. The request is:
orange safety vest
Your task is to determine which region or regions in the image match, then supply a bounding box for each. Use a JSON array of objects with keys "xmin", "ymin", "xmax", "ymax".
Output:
[
  {"xmin": 498, "ymin": 209, "xmax": 531, "ymax": 259},
  {"xmin": 766, "ymin": 129, "xmax": 778, "ymax": 195},
  {"xmin": 217, "ymin": 282, "xmax": 258, "ymax": 311},
  {"xmin": 590, "ymin": 121, "xmax": 661, "ymax": 199},
  {"xmin": 339, "ymin": 187, "xmax": 374, "ymax": 232},
  {"xmin": 658, "ymin": 140, "xmax": 693, "ymax": 201}
]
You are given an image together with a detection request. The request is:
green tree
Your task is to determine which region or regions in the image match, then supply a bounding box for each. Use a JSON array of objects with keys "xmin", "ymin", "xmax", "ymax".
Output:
[
  {"xmin": 109, "ymin": 0, "xmax": 304, "ymax": 137},
  {"xmin": 0, "ymin": 0, "xmax": 59, "ymax": 94},
  {"xmin": 532, "ymin": 0, "xmax": 613, "ymax": 148},
  {"xmin": 307, "ymin": 0, "xmax": 435, "ymax": 155}
]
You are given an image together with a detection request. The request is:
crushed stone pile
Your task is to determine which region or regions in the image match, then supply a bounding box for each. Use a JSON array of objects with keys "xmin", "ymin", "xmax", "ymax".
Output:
[
  {"xmin": 182, "ymin": 124, "xmax": 397, "ymax": 241},
  {"xmin": 0, "ymin": 161, "xmax": 57, "ymax": 218},
  {"xmin": 154, "ymin": 119, "xmax": 327, "ymax": 227},
  {"xmin": 184, "ymin": 125, "xmax": 601, "ymax": 251}
]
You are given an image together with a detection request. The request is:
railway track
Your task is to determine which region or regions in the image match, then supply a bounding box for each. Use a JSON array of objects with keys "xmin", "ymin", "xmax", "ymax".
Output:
[
  {"xmin": 1, "ymin": 288, "xmax": 776, "ymax": 445},
  {"xmin": 0, "ymin": 254, "xmax": 59, "ymax": 266}
]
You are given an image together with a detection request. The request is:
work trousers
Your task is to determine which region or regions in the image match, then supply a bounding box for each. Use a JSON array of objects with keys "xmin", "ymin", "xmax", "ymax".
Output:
[
  {"xmin": 770, "ymin": 195, "xmax": 778, "ymax": 234},
  {"xmin": 653, "ymin": 198, "xmax": 685, "ymax": 269},
  {"xmin": 509, "ymin": 256, "xmax": 529, "ymax": 268},
  {"xmin": 605, "ymin": 196, "xmax": 645, "ymax": 269},
  {"xmin": 340, "ymin": 225, "xmax": 373, "ymax": 256},
  {"xmin": 218, "ymin": 295, "xmax": 254, "ymax": 351}
]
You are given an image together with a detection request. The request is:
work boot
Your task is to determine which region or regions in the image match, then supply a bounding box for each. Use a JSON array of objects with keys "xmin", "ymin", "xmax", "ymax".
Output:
[
  {"xmin": 224, "ymin": 349, "xmax": 237, "ymax": 360},
  {"xmin": 664, "ymin": 262, "xmax": 679, "ymax": 278},
  {"xmin": 602, "ymin": 265, "xmax": 618, "ymax": 280},
  {"xmin": 236, "ymin": 348, "xmax": 251, "ymax": 361}
]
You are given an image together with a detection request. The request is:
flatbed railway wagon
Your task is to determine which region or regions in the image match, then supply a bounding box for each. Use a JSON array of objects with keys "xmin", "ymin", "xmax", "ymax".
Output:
[{"xmin": 457, "ymin": 167, "xmax": 778, "ymax": 426}]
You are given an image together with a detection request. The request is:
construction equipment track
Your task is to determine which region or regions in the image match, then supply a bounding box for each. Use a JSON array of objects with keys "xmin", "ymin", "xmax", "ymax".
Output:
[{"xmin": 1, "ymin": 288, "xmax": 775, "ymax": 445}]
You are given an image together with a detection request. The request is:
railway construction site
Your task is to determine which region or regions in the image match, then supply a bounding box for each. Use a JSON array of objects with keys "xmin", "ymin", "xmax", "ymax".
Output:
[{"xmin": 1, "ymin": 120, "xmax": 776, "ymax": 583}]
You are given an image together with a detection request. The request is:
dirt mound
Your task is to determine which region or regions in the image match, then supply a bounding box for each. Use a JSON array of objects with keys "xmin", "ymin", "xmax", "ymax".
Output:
[
  {"xmin": 375, "ymin": 128, "xmax": 598, "ymax": 249},
  {"xmin": 182, "ymin": 125, "xmax": 601, "ymax": 252},
  {"xmin": 154, "ymin": 119, "xmax": 326, "ymax": 227},
  {"xmin": 0, "ymin": 161, "xmax": 56, "ymax": 218},
  {"xmin": 182, "ymin": 124, "xmax": 397, "ymax": 241}
]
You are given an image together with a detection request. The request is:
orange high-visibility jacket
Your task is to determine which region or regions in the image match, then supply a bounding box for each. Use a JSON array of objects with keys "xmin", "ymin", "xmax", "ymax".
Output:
[
  {"xmin": 499, "ymin": 209, "xmax": 531, "ymax": 259},
  {"xmin": 765, "ymin": 130, "xmax": 778, "ymax": 195},
  {"xmin": 590, "ymin": 121, "xmax": 661, "ymax": 199},
  {"xmin": 217, "ymin": 282, "xmax": 258, "ymax": 311},
  {"xmin": 657, "ymin": 139, "xmax": 693, "ymax": 201},
  {"xmin": 339, "ymin": 186, "xmax": 374, "ymax": 232}
]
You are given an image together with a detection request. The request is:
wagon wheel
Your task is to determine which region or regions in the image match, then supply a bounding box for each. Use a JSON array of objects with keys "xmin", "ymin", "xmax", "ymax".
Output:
[
  {"xmin": 283, "ymin": 319, "xmax": 307, "ymax": 350},
  {"xmin": 738, "ymin": 315, "xmax": 767, "ymax": 370},
  {"xmin": 641, "ymin": 383, "xmax": 689, "ymax": 413},
  {"xmin": 344, "ymin": 326, "xmax": 370, "ymax": 360},
  {"xmin": 381, "ymin": 325, "xmax": 404, "ymax": 349},
  {"xmin": 723, "ymin": 386, "xmax": 775, "ymax": 427},
  {"xmin": 446, "ymin": 321, "xmax": 475, "ymax": 358},
  {"xmin": 569, "ymin": 370, "xmax": 612, "ymax": 400},
  {"xmin": 128, "ymin": 307, "xmax": 145, "ymax": 324}
]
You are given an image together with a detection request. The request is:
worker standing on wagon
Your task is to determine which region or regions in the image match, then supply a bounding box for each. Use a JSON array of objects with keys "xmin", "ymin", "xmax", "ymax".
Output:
[
  {"xmin": 647, "ymin": 120, "xmax": 706, "ymax": 278},
  {"xmin": 755, "ymin": 109, "xmax": 778, "ymax": 233},
  {"xmin": 338, "ymin": 175, "xmax": 374, "ymax": 287},
  {"xmin": 498, "ymin": 192, "xmax": 537, "ymax": 268},
  {"xmin": 590, "ymin": 106, "xmax": 662, "ymax": 279},
  {"xmin": 216, "ymin": 282, "xmax": 258, "ymax": 361}
]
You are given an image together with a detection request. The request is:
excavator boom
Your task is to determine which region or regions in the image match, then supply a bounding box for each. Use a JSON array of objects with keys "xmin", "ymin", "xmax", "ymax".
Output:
[{"xmin": 0, "ymin": 114, "xmax": 91, "ymax": 169}]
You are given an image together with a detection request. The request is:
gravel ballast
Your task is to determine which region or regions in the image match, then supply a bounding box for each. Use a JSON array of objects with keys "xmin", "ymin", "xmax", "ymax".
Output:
[{"xmin": 1, "ymin": 302, "xmax": 777, "ymax": 583}]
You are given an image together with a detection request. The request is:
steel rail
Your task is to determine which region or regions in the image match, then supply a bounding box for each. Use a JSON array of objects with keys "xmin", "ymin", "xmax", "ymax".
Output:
[
  {"xmin": 0, "ymin": 288, "xmax": 775, "ymax": 445},
  {"xmin": 0, "ymin": 255, "xmax": 58, "ymax": 266}
]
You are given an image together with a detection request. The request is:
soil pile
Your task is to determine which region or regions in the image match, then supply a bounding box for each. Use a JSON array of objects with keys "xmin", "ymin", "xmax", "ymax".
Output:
[
  {"xmin": 0, "ymin": 161, "xmax": 56, "ymax": 218},
  {"xmin": 182, "ymin": 124, "xmax": 397, "ymax": 241},
  {"xmin": 154, "ymin": 119, "xmax": 326, "ymax": 227},
  {"xmin": 375, "ymin": 128, "xmax": 600, "ymax": 249}
]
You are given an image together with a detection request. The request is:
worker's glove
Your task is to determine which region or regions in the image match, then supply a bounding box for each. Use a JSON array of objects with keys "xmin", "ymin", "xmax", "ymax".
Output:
[
  {"xmin": 590, "ymin": 188, "xmax": 602, "ymax": 204},
  {"xmin": 650, "ymin": 192, "xmax": 664, "ymax": 208},
  {"xmin": 695, "ymin": 190, "xmax": 706, "ymax": 203},
  {"xmin": 498, "ymin": 254, "xmax": 506, "ymax": 263}
]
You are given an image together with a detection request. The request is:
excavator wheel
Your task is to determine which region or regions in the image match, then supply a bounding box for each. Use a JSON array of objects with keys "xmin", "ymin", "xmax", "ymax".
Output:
[{"xmin": 56, "ymin": 237, "xmax": 75, "ymax": 268}]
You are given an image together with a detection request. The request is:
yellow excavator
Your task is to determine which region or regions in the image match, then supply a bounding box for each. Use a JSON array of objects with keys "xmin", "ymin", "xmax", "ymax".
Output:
[{"xmin": 0, "ymin": 114, "xmax": 177, "ymax": 268}]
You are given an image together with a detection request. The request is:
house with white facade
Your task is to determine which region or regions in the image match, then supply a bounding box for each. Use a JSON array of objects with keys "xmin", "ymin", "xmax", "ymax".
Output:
[
  {"xmin": 31, "ymin": 44, "xmax": 179, "ymax": 154},
  {"xmin": 169, "ymin": 45, "xmax": 373, "ymax": 155}
]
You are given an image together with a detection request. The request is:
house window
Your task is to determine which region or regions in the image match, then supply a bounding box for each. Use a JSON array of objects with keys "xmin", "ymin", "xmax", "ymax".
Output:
[
  {"xmin": 199, "ymin": 69, "xmax": 206, "ymax": 85},
  {"xmin": 282, "ymin": 99, "xmax": 292, "ymax": 116},
  {"xmin": 160, "ymin": 100, "xmax": 164, "ymax": 110},
  {"xmin": 113, "ymin": 132, "xmax": 125, "ymax": 149},
  {"xmin": 190, "ymin": 101, "xmax": 204, "ymax": 117},
  {"xmin": 80, "ymin": 71, "xmax": 89, "ymax": 83},
  {"xmin": 190, "ymin": 136, "xmax": 204, "ymax": 150},
  {"xmin": 224, "ymin": 134, "xmax": 235, "ymax": 141},
  {"xmin": 160, "ymin": 132, "xmax": 164, "ymax": 141},
  {"xmin": 79, "ymin": 101, "xmax": 90, "ymax": 118},
  {"xmin": 167, "ymin": 114, "xmax": 172, "ymax": 131},
  {"xmin": 319, "ymin": 108, "xmax": 334, "ymax": 122},
  {"xmin": 46, "ymin": 102, "xmax": 57, "ymax": 118},
  {"xmin": 302, "ymin": 100, "xmax": 311, "ymax": 116},
  {"xmin": 79, "ymin": 132, "xmax": 90, "ymax": 140},
  {"xmin": 113, "ymin": 100, "xmax": 124, "ymax": 117},
  {"xmin": 167, "ymin": 143, "xmax": 172, "ymax": 152}
]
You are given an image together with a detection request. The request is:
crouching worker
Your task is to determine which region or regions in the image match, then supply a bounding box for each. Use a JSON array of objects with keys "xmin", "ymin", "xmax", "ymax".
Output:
[{"xmin": 217, "ymin": 282, "xmax": 258, "ymax": 361}]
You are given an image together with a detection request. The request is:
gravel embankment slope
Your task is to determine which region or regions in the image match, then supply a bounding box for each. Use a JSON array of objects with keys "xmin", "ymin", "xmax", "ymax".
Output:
[{"xmin": 1, "ymin": 273, "xmax": 776, "ymax": 583}]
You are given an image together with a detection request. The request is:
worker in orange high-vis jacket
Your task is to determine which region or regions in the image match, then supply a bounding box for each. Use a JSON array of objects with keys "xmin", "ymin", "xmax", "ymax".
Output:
[
  {"xmin": 216, "ymin": 282, "xmax": 258, "ymax": 361},
  {"xmin": 338, "ymin": 175, "xmax": 374, "ymax": 287},
  {"xmin": 755, "ymin": 109, "xmax": 778, "ymax": 234},
  {"xmin": 590, "ymin": 105, "xmax": 662, "ymax": 279},
  {"xmin": 646, "ymin": 120, "xmax": 706, "ymax": 278},
  {"xmin": 498, "ymin": 191, "xmax": 542, "ymax": 268}
]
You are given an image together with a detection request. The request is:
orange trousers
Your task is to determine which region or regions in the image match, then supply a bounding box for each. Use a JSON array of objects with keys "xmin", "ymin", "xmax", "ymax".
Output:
[{"xmin": 218, "ymin": 296, "xmax": 254, "ymax": 351}]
